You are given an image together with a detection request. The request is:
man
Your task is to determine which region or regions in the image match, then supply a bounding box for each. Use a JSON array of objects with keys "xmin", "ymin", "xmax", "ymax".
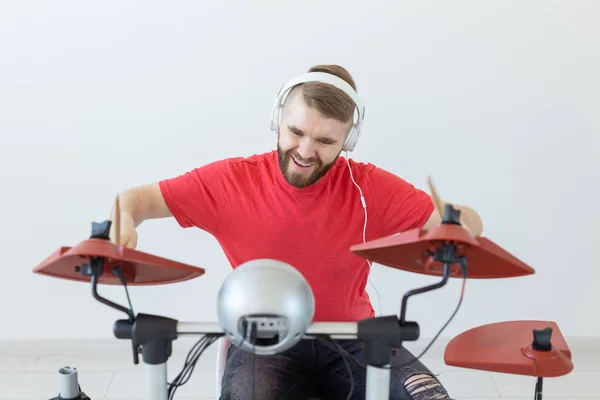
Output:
[{"xmin": 110, "ymin": 64, "xmax": 482, "ymax": 399}]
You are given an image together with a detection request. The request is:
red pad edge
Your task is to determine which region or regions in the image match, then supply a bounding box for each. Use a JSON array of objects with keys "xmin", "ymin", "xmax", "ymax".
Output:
[
  {"xmin": 33, "ymin": 239, "xmax": 205, "ymax": 286},
  {"xmin": 444, "ymin": 320, "xmax": 573, "ymax": 377},
  {"xmin": 350, "ymin": 224, "xmax": 535, "ymax": 279}
]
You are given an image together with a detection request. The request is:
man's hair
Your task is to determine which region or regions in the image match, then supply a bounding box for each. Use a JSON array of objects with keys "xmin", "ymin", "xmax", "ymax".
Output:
[{"xmin": 296, "ymin": 64, "xmax": 357, "ymax": 124}]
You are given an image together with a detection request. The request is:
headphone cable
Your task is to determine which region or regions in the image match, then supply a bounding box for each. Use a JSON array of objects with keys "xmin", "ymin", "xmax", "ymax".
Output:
[{"xmin": 345, "ymin": 152, "xmax": 383, "ymax": 317}]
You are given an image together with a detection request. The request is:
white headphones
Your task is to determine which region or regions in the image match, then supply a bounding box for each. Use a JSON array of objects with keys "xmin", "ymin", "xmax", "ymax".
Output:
[{"xmin": 269, "ymin": 71, "xmax": 366, "ymax": 152}]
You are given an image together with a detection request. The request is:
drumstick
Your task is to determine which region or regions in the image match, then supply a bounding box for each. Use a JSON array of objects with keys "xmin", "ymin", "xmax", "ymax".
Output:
[
  {"xmin": 114, "ymin": 194, "xmax": 121, "ymax": 248},
  {"xmin": 427, "ymin": 176, "xmax": 445, "ymax": 219}
]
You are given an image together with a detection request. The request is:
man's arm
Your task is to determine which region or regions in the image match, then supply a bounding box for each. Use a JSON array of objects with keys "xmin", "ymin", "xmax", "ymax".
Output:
[
  {"xmin": 364, "ymin": 165, "xmax": 483, "ymax": 237},
  {"xmin": 422, "ymin": 201, "xmax": 483, "ymax": 236},
  {"xmin": 108, "ymin": 182, "xmax": 173, "ymax": 248},
  {"xmin": 107, "ymin": 158, "xmax": 232, "ymax": 248},
  {"xmin": 110, "ymin": 183, "xmax": 173, "ymax": 228}
]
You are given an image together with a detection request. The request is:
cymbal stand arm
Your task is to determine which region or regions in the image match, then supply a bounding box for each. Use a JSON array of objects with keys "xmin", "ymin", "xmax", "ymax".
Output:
[
  {"xmin": 77, "ymin": 256, "xmax": 134, "ymax": 321},
  {"xmin": 399, "ymin": 241, "xmax": 459, "ymax": 325},
  {"xmin": 399, "ymin": 260, "xmax": 452, "ymax": 325}
]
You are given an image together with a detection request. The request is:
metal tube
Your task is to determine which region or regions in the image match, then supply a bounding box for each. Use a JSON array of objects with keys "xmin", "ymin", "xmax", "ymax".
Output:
[
  {"xmin": 366, "ymin": 365, "xmax": 390, "ymax": 400},
  {"xmin": 144, "ymin": 363, "xmax": 168, "ymax": 400},
  {"xmin": 58, "ymin": 366, "xmax": 79, "ymax": 399},
  {"xmin": 176, "ymin": 321, "xmax": 358, "ymax": 339},
  {"xmin": 306, "ymin": 322, "xmax": 357, "ymax": 337},
  {"xmin": 176, "ymin": 322, "xmax": 223, "ymax": 335}
]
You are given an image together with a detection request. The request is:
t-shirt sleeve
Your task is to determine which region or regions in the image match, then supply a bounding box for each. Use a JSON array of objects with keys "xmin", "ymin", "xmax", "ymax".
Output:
[
  {"xmin": 158, "ymin": 159, "xmax": 231, "ymax": 233},
  {"xmin": 367, "ymin": 166, "xmax": 434, "ymax": 236}
]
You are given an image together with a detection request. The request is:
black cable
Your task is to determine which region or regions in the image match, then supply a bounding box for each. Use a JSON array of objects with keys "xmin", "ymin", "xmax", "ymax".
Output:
[
  {"xmin": 167, "ymin": 334, "xmax": 221, "ymax": 400},
  {"xmin": 112, "ymin": 266, "xmax": 135, "ymax": 320},
  {"xmin": 310, "ymin": 337, "xmax": 359, "ymax": 371},
  {"xmin": 389, "ymin": 256, "xmax": 468, "ymax": 370},
  {"xmin": 168, "ymin": 335, "xmax": 210, "ymax": 398},
  {"xmin": 390, "ymin": 274, "xmax": 465, "ymax": 370},
  {"xmin": 328, "ymin": 339, "xmax": 354, "ymax": 400}
]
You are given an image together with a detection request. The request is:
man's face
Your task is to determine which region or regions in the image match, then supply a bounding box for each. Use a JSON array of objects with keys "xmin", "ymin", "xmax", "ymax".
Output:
[{"xmin": 277, "ymin": 91, "xmax": 352, "ymax": 188}]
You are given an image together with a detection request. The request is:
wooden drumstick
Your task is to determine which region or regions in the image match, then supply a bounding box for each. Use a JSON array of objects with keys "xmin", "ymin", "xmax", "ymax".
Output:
[
  {"xmin": 427, "ymin": 176, "xmax": 445, "ymax": 218},
  {"xmin": 114, "ymin": 194, "xmax": 121, "ymax": 248}
]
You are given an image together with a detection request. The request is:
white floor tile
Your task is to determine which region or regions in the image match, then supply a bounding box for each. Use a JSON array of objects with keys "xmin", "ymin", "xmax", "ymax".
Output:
[
  {"xmin": 0, "ymin": 337, "xmax": 217, "ymax": 357},
  {"xmin": 106, "ymin": 370, "xmax": 215, "ymax": 398},
  {"xmin": 0, "ymin": 336, "xmax": 597, "ymax": 399},
  {"xmin": 0, "ymin": 351, "xmax": 217, "ymax": 373},
  {"xmin": 491, "ymin": 370, "xmax": 600, "ymax": 398}
]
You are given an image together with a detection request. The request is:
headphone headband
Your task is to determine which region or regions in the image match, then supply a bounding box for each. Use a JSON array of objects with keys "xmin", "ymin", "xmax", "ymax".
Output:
[{"xmin": 270, "ymin": 71, "xmax": 365, "ymax": 152}]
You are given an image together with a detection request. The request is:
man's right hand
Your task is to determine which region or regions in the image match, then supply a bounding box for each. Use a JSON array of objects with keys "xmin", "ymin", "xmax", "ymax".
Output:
[
  {"xmin": 107, "ymin": 183, "xmax": 174, "ymax": 250},
  {"xmin": 109, "ymin": 211, "xmax": 138, "ymax": 249}
]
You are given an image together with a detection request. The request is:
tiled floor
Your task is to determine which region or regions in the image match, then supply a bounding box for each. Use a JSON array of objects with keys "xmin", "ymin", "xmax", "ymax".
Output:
[{"xmin": 0, "ymin": 336, "xmax": 598, "ymax": 399}]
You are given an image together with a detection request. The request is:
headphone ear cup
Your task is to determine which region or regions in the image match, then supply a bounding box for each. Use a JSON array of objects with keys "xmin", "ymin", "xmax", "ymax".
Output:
[
  {"xmin": 343, "ymin": 125, "xmax": 360, "ymax": 152},
  {"xmin": 270, "ymin": 104, "xmax": 281, "ymax": 132},
  {"xmin": 342, "ymin": 129, "xmax": 351, "ymax": 151},
  {"xmin": 270, "ymin": 104, "xmax": 278, "ymax": 132},
  {"xmin": 276, "ymin": 105, "xmax": 282, "ymax": 133}
]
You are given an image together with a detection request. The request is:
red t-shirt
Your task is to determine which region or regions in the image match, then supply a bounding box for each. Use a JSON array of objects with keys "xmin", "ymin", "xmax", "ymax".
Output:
[{"xmin": 159, "ymin": 150, "xmax": 433, "ymax": 322}]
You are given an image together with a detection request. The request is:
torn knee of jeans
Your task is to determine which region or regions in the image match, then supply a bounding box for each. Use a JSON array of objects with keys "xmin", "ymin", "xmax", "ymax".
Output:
[{"xmin": 404, "ymin": 373, "xmax": 450, "ymax": 399}]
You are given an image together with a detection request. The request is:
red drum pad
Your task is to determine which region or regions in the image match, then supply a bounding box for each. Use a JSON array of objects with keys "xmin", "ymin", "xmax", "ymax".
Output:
[
  {"xmin": 33, "ymin": 238, "xmax": 205, "ymax": 286},
  {"xmin": 444, "ymin": 320, "xmax": 573, "ymax": 377},
  {"xmin": 350, "ymin": 223, "xmax": 535, "ymax": 279}
]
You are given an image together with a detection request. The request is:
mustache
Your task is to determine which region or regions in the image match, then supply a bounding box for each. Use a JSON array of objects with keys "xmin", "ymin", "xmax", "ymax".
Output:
[{"xmin": 289, "ymin": 151, "xmax": 321, "ymax": 165}]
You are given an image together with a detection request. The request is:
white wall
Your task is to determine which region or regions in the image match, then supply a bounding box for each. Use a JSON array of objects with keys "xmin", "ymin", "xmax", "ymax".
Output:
[{"xmin": 0, "ymin": 0, "xmax": 598, "ymax": 341}]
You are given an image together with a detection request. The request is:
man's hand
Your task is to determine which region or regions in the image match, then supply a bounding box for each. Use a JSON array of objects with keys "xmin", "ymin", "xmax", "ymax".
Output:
[
  {"xmin": 109, "ymin": 211, "xmax": 138, "ymax": 249},
  {"xmin": 108, "ymin": 195, "xmax": 138, "ymax": 249},
  {"xmin": 423, "ymin": 177, "xmax": 483, "ymax": 236},
  {"xmin": 454, "ymin": 204, "xmax": 481, "ymax": 236}
]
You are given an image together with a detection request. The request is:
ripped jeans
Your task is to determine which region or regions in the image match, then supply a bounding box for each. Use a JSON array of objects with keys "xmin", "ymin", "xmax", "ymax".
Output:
[{"xmin": 219, "ymin": 339, "xmax": 451, "ymax": 400}]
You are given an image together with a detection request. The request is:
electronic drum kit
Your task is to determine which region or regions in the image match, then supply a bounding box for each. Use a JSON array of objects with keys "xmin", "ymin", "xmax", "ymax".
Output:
[{"xmin": 33, "ymin": 179, "xmax": 573, "ymax": 400}]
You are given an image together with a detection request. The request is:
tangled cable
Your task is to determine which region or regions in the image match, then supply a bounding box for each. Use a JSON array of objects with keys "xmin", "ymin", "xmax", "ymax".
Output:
[{"xmin": 167, "ymin": 333, "xmax": 222, "ymax": 400}]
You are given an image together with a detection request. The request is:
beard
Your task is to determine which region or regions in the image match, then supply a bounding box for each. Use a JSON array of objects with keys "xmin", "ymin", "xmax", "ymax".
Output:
[{"xmin": 277, "ymin": 144, "xmax": 338, "ymax": 188}]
